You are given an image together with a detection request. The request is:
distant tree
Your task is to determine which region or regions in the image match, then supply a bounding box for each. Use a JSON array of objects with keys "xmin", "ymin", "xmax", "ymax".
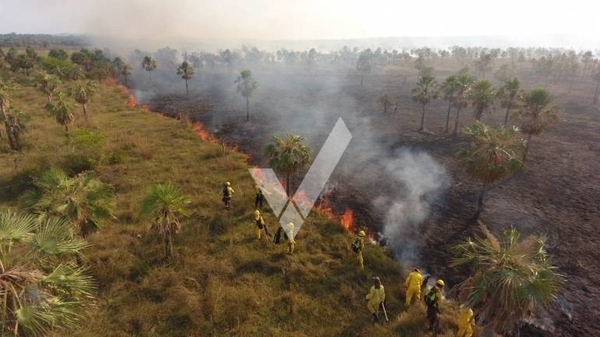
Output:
[
  {"xmin": 48, "ymin": 48, "xmax": 69, "ymax": 60},
  {"xmin": 0, "ymin": 211, "xmax": 94, "ymax": 337},
  {"xmin": 142, "ymin": 56, "xmax": 157, "ymax": 81},
  {"xmin": 111, "ymin": 56, "xmax": 123, "ymax": 76},
  {"xmin": 45, "ymin": 92, "xmax": 74, "ymax": 131},
  {"xmin": 356, "ymin": 49, "xmax": 374, "ymax": 86},
  {"xmin": 494, "ymin": 63, "xmax": 516, "ymax": 82},
  {"xmin": 496, "ymin": 77, "xmax": 522, "ymax": 126},
  {"xmin": 90, "ymin": 61, "xmax": 112, "ymax": 83},
  {"xmin": 592, "ymin": 66, "xmax": 600, "ymax": 104},
  {"xmin": 453, "ymin": 69, "xmax": 474, "ymax": 136},
  {"xmin": 176, "ymin": 61, "xmax": 194, "ymax": 95},
  {"xmin": 1, "ymin": 80, "xmax": 27, "ymax": 150},
  {"xmin": 38, "ymin": 73, "xmax": 62, "ymax": 102},
  {"xmin": 515, "ymin": 88, "xmax": 560, "ymax": 162},
  {"xmin": 16, "ymin": 54, "xmax": 35, "ymax": 75},
  {"xmin": 453, "ymin": 225, "xmax": 563, "ymax": 336},
  {"xmin": 475, "ymin": 53, "xmax": 494, "ymax": 77},
  {"xmin": 469, "ymin": 79, "xmax": 496, "ymax": 122},
  {"xmin": 120, "ymin": 63, "xmax": 132, "ymax": 86},
  {"xmin": 0, "ymin": 80, "xmax": 13, "ymax": 121},
  {"xmin": 69, "ymin": 81, "xmax": 97, "ymax": 118},
  {"xmin": 141, "ymin": 183, "xmax": 191, "ymax": 260},
  {"xmin": 412, "ymin": 70, "xmax": 440, "ymax": 131},
  {"xmin": 5, "ymin": 47, "xmax": 19, "ymax": 72},
  {"xmin": 441, "ymin": 74, "xmax": 460, "ymax": 133},
  {"xmin": 458, "ymin": 122, "xmax": 524, "ymax": 219},
  {"xmin": 70, "ymin": 48, "xmax": 94, "ymax": 71},
  {"xmin": 265, "ymin": 134, "xmax": 312, "ymax": 196},
  {"xmin": 235, "ymin": 69, "xmax": 258, "ymax": 121},
  {"xmin": 379, "ymin": 93, "xmax": 394, "ymax": 113},
  {"xmin": 23, "ymin": 168, "xmax": 115, "ymax": 237}
]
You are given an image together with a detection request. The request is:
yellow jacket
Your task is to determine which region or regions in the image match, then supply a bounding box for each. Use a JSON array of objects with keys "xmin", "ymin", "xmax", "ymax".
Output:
[
  {"xmin": 458, "ymin": 306, "xmax": 474, "ymax": 326},
  {"xmin": 404, "ymin": 271, "xmax": 423, "ymax": 289},
  {"xmin": 366, "ymin": 285, "xmax": 385, "ymax": 305}
]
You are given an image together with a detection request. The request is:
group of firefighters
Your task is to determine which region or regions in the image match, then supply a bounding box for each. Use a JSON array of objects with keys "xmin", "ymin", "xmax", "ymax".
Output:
[{"xmin": 221, "ymin": 182, "xmax": 475, "ymax": 336}]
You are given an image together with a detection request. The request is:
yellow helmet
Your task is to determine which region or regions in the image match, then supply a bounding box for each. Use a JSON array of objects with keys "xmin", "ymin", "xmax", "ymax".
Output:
[
  {"xmin": 226, "ymin": 182, "xmax": 231, "ymax": 186},
  {"xmin": 436, "ymin": 279, "xmax": 445, "ymax": 287},
  {"xmin": 358, "ymin": 230, "xmax": 366, "ymax": 237},
  {"xmin": 254, "ymin": 210, "xmax": 260, "ymax": 216}
]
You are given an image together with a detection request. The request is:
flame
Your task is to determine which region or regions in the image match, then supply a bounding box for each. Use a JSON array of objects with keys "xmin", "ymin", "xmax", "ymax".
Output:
[
  {"xmin": 340, "ymin": 209, "xmax": 354, "ymax": 231},
  {"xmin": 126, "ymin": 95, "xmax": 137, "ymax": 107}
]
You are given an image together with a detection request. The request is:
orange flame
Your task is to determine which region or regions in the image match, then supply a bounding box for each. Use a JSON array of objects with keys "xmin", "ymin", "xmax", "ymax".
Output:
[
  {"xmin": 340, "ymin": 209, "xmax": 354, "ymax": 231},
  {"xmin": 126, "ymin": 95, "xmax": 137, "ymax": 107}
]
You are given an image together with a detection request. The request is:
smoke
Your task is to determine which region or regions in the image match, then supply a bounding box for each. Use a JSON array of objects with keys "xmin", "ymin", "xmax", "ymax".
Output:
[{"xmin": 373, "ymin": 149, "xmax": 450, "ymax": 268}]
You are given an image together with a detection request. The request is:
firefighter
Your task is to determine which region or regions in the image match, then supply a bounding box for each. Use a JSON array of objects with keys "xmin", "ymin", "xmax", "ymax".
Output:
[
  {"xmin": 352, "ymin": 230, "xmax": 366, "ymax": 269},
  {"xmin": 221, "ymin": 182, "xmax": 234, "ymax": 210},
  {"xmin": 403, "ymin": 267, "xmax": 423, "ymax": 307},
  {"xmin": 255, "ymin": 185, "xmax": 264, "ymax": 209},
  {"xmin": 456, "ymin": 304, "xmax": 474, "ymax": 337},
  {"xmin": 284, "ymin": 222, "xmax": 295, "ymax": 254},
  {"xmin": 424, "ymin": 279, "xmax": 445, "ymax": 336},
  {"xmin": 252, "ymin": 210, "xmax": 268, "ymax": 240},
  {"xmin": 365, "ymin": 276, "xmax": 385, "ymax": 323}
]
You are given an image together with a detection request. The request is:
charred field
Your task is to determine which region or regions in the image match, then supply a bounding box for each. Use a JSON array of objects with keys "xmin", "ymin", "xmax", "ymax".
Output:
[{"xmin": 125, "ymin": 57, "xmax": 600, "ymax": 336}]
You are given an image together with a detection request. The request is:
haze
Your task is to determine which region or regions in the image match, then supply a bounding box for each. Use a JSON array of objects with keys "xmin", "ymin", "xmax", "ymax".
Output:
[{"xmin": 0, "ymin": 0, "xmax": 597, "ymax": 46}]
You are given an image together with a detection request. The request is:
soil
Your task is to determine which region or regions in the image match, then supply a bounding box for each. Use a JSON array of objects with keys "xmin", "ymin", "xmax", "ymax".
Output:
[{"xmin": 140, "ymin": 69, "xmax": 600, "ymax": 336}]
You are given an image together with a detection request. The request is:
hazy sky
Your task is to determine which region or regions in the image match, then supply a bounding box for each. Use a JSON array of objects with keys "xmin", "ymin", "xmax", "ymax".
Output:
[{"xmin": 0, "ymin": 0, "xmax": 596, "ymax": 41}]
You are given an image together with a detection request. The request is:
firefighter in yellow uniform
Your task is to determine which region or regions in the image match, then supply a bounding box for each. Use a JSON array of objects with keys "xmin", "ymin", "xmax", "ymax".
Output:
[
  {"xmin": 284, "ymin": 222, "xmax": 295, "ymax": 254},
  {"xmin": 253, "ymin": 210, "xmax": 266, "ymax": 240},
  {"xmin": 355, "ymin": 230, "xmax": 366, "ymax": 269},
  {"xmin": 366, "ymin": 276, "xmax": 385, "ymax": 323},
  {"xmin": 403, "ymin": 267, "xmax": 423, "ymax": 307},
  {"xmin": 456, "ymin": 304, "xmax": 474, "ymax": 337}
]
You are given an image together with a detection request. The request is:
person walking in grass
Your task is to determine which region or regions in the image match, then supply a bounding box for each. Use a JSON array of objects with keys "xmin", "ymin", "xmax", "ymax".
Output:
[
  {"xmin": 221, "ymin": 181, "xmax": 234, "ymax": 210},
  {"xmin": 252, "ymin": 209, "xmax": 269, "ymax": 239},
  {"xmin": 424, "ymin": 279, "xmax": 445, "ymax": 336},
  {"xmin": 255, "ymin": 185, "xmax": 264, "ymax": 209},
  {"xmin": 352, "ymin": 230, "xmax": 366, "ymax": 270},
  {"xmin": 284, "ymin": 222, "xmax": 295, "ymax": 254},
  {"xmin": 404, "ymin": 267, "xmax": 423, "ymax": 307},
  {"xmin": 366, "ymin": 276, "xmax": 386, "ymax": 323}
]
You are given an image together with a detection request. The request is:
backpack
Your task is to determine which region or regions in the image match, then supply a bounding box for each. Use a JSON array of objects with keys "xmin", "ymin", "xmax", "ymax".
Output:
[
  {"xmin": 424, "ymin": 288, "xmax": 437, "ymax": 307},
  {"xmin": 351, "ymin": 238, "xmax": 361, "ymax": 253},
  {"xmin": 223, "ymin": 186, "xmax": 230, "ymax": 197}
]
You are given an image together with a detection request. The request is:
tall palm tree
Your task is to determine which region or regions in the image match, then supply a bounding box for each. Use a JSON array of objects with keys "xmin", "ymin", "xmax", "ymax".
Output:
[
  {"xmin": 453, "ymin": 70, "xmax": 474, "ymax": 136},
  {"xmin": 37, "ymin": 74, "xmax": 61, "ymax": 103},
  {"xmin": 0, "ymin": 80, "xmax": 14, "ymax": 121},
  {"xmin": 265, "ymin": 134, "xmax": 312, "ymax": 196},
  {"xmin": 142, "ymin": 56, "xmax": 157, "ymax": 81},
  {"xmin": 497, "ymin": 77, "xmax": 522, "ymax": 126},
  {"xmin": 0, "ymin": 211, "xmax": 94, "ymax": 336},
  {"xmin": 23, "ymin": 167, "xmax": 115, "ymax": 237},
  {"xmin": 235, "ymin": 69, "xmax": 258, "ymax": 121},
  {"xmin": 120, "ymin": 63, "xmax": 132, "ymax": 86},
  {"xmin": 452, "ymin": 224, "xmax": 564, "ymax": 336},
  {"xmin": 469, "ymin": 79, "xmax": 496, "ymax": 122},
  {"xmin": 458, "ymin": 122, "xmax": 524, "ymax": 219},
  {"xmin": 378, "ymin": 93, "xmax": 393, "ymax": 113},
  {"xmin": 176, "ymin": 61, "xmax": 194, "ymax": 95},
  {"xmin": 515, "ymin": 88, "xmax": 560, "ymax": 162},
  {"xmin": 69, "ymin": 81, "xmax": 97, "ymax": 118},
  {"xmin": 412, "ymin": 71, "xmax": 440, "ymax": 131},
  {"xmin": 141, "ymin": 183, "xmax": 191, "ymax": 259},
  {"xmin": 45, "ymin": 92, "xmax": 74, "ymax": 132},
  {"xmin": 441, "ymin": 75, "xmax": 459, "ymax": 133}
]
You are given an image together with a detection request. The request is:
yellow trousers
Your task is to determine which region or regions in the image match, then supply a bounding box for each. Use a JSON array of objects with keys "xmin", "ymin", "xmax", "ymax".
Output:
[
  {"xmin": 405, "ymin": 286, "xmax": 421, "ymax": 306},
  {"xmin": 456, "ymin": 324, "xmax": 473, "ymax": 337},
  {"xmin": 357, "ymin": 251, "xmax": 364, "ymax": 269}
]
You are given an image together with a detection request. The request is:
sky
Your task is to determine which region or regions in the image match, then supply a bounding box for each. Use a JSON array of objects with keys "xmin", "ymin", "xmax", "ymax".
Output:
[{"xmin": 0, "ymin": 0, "xmax": 597, "ymax": 44}]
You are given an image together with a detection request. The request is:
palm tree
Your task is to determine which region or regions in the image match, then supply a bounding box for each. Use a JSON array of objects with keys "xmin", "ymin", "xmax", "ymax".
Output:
[
  {"xmin": 441, "ymin": 75, "xmax": 459, "ymax": 133},
  {"xmin": 37, "ymin": 74, "xmax": 61, "ymax": 103},
  {"xmin": 120, "ymin": 63, "xmax": 132, "ymax": 86},
  {"xmin": 141, "ymin": 183, "xmax": 191, "ymax": 259},
  {"xmin": 235, "ymin": 69, "xmax": 258, "ymax": 121},
  {"xmin": 265, "ymin": 134, "xmax": 312, "ymax": 196},
  {"xmin": 497, "ymin": 77, "xmax": 522, "ymax": 126},
  {"xmin": 469, "ymin": 79, "xmax": 496, "ymax": 122},
  {"xmin": 515, "ymin": 88, "xmax": 560, "ymax": 162},
  {"xmin": 69, "ymin": 81, "xmax": 97, "ymax": 118},
  {"xmin": 0, "ymin": 211, "xmax": 95, "ymax": 336},
  {"xmin": 142, "ymin": 56, "xmax": 157, "ymax": 81},
  {"xmin": 452, "ymin": 70, "xmax": 474, "ymax": 136},
  {"xmin": 412, "ymin": 71, "xmax": 440, "ymax": 131},
  {"xmin": 23, "ymin": 167, "xmax": 115, "ymax": 237},
  {"xmin": 378, "ymin": 93, "xmax": 393, "ymax": 113},
  {"xmin": 452, "ymin": 224, "xmax": 564, "ymax": 336},
  {"xmin": 176, "ymin": 61, "xmax": 194, "ymax": 95},
  {"xmin": 0, "ymin": 80, "xmax": 14, "ymax": 121},
  {"xmin": 45, "ymin": 92, "xmax": 74, "ymax": 131},
  {"xmin": 458, "ymin": 122, "xmax": 524, "ymax": 219}
]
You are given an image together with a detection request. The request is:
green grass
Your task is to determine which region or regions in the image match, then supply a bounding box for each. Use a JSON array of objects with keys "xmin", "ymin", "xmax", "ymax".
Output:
[{"xmin": 0, "ymin": 65, "xmax": 468, "ymax": 336}]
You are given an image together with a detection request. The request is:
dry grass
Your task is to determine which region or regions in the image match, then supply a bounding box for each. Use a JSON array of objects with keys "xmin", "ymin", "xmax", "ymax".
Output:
[{"xmin": 0, "ymin": 66, "xmax": 467, "ymax": 336}]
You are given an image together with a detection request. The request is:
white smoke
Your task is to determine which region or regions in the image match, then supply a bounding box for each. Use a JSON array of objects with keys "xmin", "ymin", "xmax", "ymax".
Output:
[{"xmin": 374, "ymin": 149, "xmax": 449, "ymax": 267}]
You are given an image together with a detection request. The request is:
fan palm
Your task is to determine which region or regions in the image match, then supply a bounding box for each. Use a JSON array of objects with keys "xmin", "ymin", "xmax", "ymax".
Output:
[
  {"xmin": 176, "ymin": 61, "xmax": 194, "ymax": 95},
  {"xmin": 458, "ymin": 122, "xmax": 524, "ymax": 219},
  {"xmin": 452, "ymin": 224, "xmax": 564, "ymax": 336},
  {"xmin": 69, "ymin": 81, "xmax": 97, "ymax": 118},
  {"xmin": 469, "ymin": 79, "xmax": 496, "ymax": 122},
  {"xmin": 441, "ymin": 75, "xmax": 459, "ymax": 133},
  {"xmin": 235, "ymin": 70, "xmax": 258, "ymax": 121},
  {"xmin": 0, "ymin": 211, "xmax": 94, "ymax": 337},
  {"xmin": 37, "ymin": 74, "xmax": 61, "ymax": 103},
  {"xmin": 515, "ymin": 88, "xmax": 559, "ymax": 162},
  {"xmin": 497, "ymin": 77, "xmax": 521, "ymax": 126},
  {"xmin": 141, "ymin": 183, "xmax": 191, "ymax": 259},
  {"xmin": 412, "ymin": 72, "xmax": 440, "ymax": 131},
  {"xmin": 45, "ymin": 92, "xmax": 74, "ymax": 131},
  {"xmin": 452, "ymin": 70, "xmax": 474, "ymax": 136},
  {"xmin": 265, "ymin": 134, "xmax": 311, "ymax": 196}
]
